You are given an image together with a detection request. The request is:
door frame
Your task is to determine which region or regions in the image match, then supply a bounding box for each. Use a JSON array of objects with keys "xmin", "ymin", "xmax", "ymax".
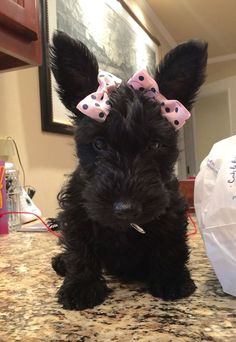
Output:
[{"xmin": 181, "ymin": 76, "xmax": 236, "ymax": 179}]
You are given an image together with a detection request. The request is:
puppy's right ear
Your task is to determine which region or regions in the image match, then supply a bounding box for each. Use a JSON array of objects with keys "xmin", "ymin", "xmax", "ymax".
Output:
[{"xmin": 50, "ymin": 31, "xmax": 99, "ymax": 116}]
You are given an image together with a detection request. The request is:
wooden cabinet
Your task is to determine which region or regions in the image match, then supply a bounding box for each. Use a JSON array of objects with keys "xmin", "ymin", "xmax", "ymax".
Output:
[{"xmin": 0, "ymin": 0, "xmax": 41, "ymax": 72}]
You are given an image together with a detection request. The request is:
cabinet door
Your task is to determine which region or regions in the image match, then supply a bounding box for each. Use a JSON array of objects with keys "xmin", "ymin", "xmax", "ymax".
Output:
[{"xmin": 0, "ymin": 0, "xmax": 41, "ymax": 71}]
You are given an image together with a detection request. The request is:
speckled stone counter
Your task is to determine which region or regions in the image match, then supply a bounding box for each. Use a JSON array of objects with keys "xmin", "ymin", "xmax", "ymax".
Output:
[{"xmin": 0, "ymin": 225, "xmax": 236, "ymax": 342}]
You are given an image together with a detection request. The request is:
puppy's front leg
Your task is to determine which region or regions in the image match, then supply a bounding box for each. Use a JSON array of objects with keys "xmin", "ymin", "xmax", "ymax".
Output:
[
  {"xmin": 55, "ymin": 223, "xmax": 110, "ymax": 310},
  {"xmin": 57, "ymin": 245, "xmax": 109, "ymax": 310},
  {"xmin": 148, "ymin": 223, "xmax": 196, "ymax": 300}
]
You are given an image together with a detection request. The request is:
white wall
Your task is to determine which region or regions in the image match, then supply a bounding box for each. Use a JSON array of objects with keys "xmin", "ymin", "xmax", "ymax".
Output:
[
  {"xmin": 0, "ymin": 67, "xmax": 76, "ymax": 217},
  {"xmin": 194, "ymin": 92, "xmax": 231, "ymax": 170},
  {"xmin": 184, "ymin": 75, "xmax": 236, "ymax": 174},
  {"xmin": 199, "ymin": 75, "xmax": 236, "ymax": 133}
]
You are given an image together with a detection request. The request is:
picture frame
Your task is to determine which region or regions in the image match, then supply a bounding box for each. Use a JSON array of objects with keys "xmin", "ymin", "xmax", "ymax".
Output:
[{"xmin": 39, "ymin": 0, "xmax": 160, "ymax": 135}]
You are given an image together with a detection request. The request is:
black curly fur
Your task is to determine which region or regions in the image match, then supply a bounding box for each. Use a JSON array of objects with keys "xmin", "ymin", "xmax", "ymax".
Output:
[
  {"xmin": 50, "ymin": 31, "xmax": 207, "ymax": 310},
  {"xmin": 155, "ymin": 40, "xmax": 208, "ymax": 110},
  {"xmin": 50, "ymin": 31, "xmax": 99, "ymax": 116}
]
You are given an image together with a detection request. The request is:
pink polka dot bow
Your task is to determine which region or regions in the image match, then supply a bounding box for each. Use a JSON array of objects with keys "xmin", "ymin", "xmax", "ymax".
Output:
[
  {"xmin": 77, "ymin": 69, "xmax": 191, "ymax": 129},
  {"xmin": 77, "ymin": 70, "xmax": 122, "ymax": 122}
]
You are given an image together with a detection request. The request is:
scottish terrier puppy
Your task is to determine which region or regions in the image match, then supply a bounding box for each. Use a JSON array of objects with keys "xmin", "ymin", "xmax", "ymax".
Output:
[{"xmin": 50, "ymin": 31, "xmax": 207, "ymax": 310}]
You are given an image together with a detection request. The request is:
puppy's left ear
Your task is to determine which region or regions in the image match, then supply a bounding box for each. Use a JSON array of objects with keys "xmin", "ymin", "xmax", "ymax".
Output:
[{"xmin": 155, "ymin": 40, "xmax": 208, "ymax": 110}]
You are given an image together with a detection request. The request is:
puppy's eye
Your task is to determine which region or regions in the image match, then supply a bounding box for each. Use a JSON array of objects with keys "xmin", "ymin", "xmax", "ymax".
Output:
[
  {"xmin": 149, "ymin": 141, "xmax": 160, "ymax": 150},
  {"xmin": 93, "ymin": 138, "xmax": 107, "ymax": 151}
]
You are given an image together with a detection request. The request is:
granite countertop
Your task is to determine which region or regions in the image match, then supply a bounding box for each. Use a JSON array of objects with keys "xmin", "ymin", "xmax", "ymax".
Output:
[{"xmin": 0, "ymin": 223, "xmax": 236, "ymax": 342}]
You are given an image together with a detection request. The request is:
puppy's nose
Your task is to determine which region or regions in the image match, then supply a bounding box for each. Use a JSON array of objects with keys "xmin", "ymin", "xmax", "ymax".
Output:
[{"xmin": 113, "ymin": 200, "xmax": 142, "ymax": 219}]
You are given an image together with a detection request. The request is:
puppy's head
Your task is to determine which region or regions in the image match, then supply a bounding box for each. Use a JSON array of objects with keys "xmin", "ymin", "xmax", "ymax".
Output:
[{"xmin": 51, "ymin": 31, "xmax": 207, "ymax": 227}]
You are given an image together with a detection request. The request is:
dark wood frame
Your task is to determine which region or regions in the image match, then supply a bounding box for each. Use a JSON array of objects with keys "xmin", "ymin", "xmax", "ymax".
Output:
[
  {"xmin": 39, "ymin": 0, "xmax": 160, "ymax": 135},
  {"xmin": 39, "ymin": 0, "xmax": 73, "ymax": 134},
  {"xmin": 118, "ymin": 1, "xmax": 160, "ymax": 47}
]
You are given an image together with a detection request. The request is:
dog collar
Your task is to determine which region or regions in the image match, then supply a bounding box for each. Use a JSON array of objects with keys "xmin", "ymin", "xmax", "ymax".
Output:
[{"xmin": 77, "ymin": 69, "xmax": 191, "ymax": 130}]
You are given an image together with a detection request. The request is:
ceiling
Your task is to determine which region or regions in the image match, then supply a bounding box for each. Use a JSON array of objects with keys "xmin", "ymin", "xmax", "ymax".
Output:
[{"xmin": 145, "ymin": 0, "xmax": 236, "ymax": 81}]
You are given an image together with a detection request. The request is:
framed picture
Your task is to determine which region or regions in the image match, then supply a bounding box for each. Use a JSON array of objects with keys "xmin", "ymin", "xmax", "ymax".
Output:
[{"xmin": 39, "ymin": 0, "xmax": 160, "ymax": 135}]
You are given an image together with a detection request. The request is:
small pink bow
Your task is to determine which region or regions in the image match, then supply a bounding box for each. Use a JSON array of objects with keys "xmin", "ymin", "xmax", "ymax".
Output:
[
  {"xmin": 128, "ymin": 70, "xmax": 190, "ymax": 129},
  {"xmin": 77, "ymin": 70, "xmax": 122, "ymax": 122},
  {"xmin": 77, "ymin": 69, "xmax": 190, "ymax": 129}
]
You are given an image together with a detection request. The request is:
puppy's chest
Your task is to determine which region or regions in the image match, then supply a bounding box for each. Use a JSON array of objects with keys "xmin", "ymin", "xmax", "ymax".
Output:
[{"xmin": 93, "ymin": 226, "xmax": 147, "ymax": 260}]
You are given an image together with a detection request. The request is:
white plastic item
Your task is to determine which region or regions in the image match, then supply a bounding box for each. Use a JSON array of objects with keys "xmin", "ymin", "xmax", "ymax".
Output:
[
  {"xmin": 20, "ymin": 188, "xmax": 42, "ymax": 224},
  {"xmin": 194, "ymin": 135, "xmax": 236, "ymax": 297}
]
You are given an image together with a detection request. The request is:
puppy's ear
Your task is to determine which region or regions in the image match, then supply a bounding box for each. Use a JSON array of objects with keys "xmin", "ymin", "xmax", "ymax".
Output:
[
  {"xmin": 50, "ymin": 31, "xmax": 99, "ymax": 116},
  {"xmin": 155, "ymin": 40, "xmax": 208, "ymax": 110}
]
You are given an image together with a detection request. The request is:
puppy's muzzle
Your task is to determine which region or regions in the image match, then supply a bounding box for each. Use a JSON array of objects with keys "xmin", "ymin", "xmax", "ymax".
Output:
[{"xmin": 113, "ymin": 200, "xmax": 142, "ymax": 220}]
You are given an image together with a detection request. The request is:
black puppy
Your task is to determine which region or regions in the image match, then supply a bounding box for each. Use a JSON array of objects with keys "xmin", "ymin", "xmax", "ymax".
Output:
[{"xmin": 50, "ymin": 31, "xmax": 207, "ymax": 310}]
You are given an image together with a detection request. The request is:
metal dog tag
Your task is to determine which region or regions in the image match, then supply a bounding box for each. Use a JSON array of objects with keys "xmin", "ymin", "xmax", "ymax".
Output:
[{"xmin": 130, "ymin": 223, "xmax": 146, "ymax": 234}]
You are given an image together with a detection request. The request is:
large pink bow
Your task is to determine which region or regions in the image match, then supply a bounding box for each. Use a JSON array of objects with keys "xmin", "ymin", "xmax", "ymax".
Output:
[{"xmin": 77, "ymin": 69, "xmax": 191, "ymax": 129}]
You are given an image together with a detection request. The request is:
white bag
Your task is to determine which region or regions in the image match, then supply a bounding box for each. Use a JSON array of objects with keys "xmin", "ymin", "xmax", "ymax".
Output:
[{"xmin": 194, "ymin": 135, "xmax": 236, "ymax": 297}]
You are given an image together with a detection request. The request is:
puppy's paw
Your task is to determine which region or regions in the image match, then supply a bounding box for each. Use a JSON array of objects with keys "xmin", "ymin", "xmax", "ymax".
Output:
[
  {"xmin": 57, "ymin": 278, "xmax": 110, "ymax": 310},
  {"xmin": 52, "ymin": 254, "xmax": 66, "ymax": 277},
  {"xmin": 149, "ymin": 275, "xmax": 196, "ymax": 301}
]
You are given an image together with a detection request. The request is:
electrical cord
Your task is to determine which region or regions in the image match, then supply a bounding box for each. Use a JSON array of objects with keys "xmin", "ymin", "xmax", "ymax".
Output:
[
  {"xmin": 0, "ymin": 211, "xmax": 197, "ymax": 238},
  {"xmin": 0, "ymin": 211, "xmax": 61, "ymax": 238},
  {"xmin": 7, "ymin": 136, "xmax": 26, "ymax": 188}
]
